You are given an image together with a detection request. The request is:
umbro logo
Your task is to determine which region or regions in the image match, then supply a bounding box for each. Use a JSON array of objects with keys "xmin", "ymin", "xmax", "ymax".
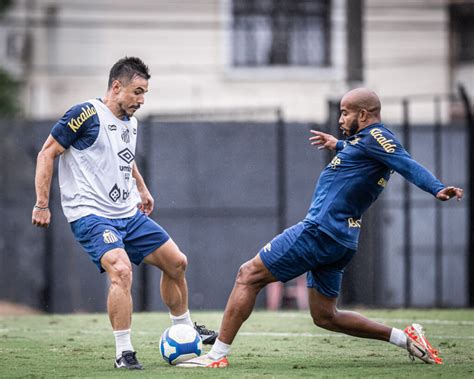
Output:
[
  {"xmin": 108, "ymin": 124, "xmax": 117, "ymax": 131},
  {"xmin": 118, "ymin": 148, "xmax": 135, "ymax": 164}
]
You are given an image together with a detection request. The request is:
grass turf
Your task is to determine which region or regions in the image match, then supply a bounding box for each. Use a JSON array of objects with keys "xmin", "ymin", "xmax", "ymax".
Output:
[{"xmin": 1, "ymin": 309, "xmax": 473, "ymax": 378}]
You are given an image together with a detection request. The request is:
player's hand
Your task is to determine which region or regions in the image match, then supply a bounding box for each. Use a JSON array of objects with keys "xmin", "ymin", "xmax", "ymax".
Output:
[
  {"xmin": 436, "ymin": 186, "xmax": 463, "ymax": 201},
  {"xmin": 32, "ymin": 206, "xmax": 51, "ymax": 228},
  {"xmin": 309, "ymin": 130, "xmax": 338, "ymax": 150},
  {"xmin": 138, "ymin": 190, "xmax": 154, "ymax": 215}
]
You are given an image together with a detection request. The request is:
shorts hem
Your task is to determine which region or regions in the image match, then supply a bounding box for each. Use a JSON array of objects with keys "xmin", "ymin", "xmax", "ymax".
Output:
[
  {"xmin": 259, "ymin": 252, "xmax": 287, "ymax": 283},
  {"xmin": 137, "ymin": 235, "xmax": 171, "ymax": 262},
  {"xmin": 309, "ymin": 283, "xmax": 339, "ymax": 298}
]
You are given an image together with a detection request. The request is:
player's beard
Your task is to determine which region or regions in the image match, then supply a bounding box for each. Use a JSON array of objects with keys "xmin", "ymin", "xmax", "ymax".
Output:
[{"xmin": 348, "ymin": 119, "xmax": 360, "ymax": 136}]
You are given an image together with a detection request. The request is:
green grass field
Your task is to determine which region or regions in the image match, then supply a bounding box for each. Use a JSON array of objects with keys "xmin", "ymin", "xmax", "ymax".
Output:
[{"xmin": 1, "ymin": 309, "xmax": 473, "ymax": 378}]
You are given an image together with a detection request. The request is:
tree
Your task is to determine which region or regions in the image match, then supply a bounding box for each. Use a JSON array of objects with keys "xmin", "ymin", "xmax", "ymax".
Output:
[{"xmin": 0, "ymin": 0, "xmax": 21, "ymax": 117}]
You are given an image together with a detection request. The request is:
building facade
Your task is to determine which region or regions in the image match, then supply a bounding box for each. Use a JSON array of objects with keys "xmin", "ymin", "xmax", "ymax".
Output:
[{"xmin": 1, "ymin": 0, "xmax": 471, "ymax": 122}]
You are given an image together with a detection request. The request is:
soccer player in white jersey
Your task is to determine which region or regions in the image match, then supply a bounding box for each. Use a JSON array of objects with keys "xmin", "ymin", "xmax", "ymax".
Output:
[{"xmin": 32, "ymin": 57, "xmax": 217, "ymax": 370}]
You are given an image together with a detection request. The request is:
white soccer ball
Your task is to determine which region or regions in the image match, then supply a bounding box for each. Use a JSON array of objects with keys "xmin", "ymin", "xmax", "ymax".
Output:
[{"xmin": 159, "ymin": 324, "xmax": 202, "ymax": 365}]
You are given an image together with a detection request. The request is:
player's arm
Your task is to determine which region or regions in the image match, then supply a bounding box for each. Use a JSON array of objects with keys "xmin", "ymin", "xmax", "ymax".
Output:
[
  {"xmin": 32, "ymin": 102, "xmax": 98, "ymax": 227},
  {"xmin": 309, "ymin": 130, "xmax": 344, "ymax": 151},
  {"xmin": 366, "ymin": 130, "xmax": 463, "ymax": 201},
  {"xmin": 32, "ymin": 136, "xmax": 65, "ymax": 227},
  {"xmin": 132, "ymin": 163, "xmax": 154, "ymax": 215}
]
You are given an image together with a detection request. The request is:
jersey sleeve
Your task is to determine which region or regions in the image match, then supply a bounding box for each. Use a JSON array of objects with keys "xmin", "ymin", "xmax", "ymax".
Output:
[
  {"xmin": 336, "ymin": 140, "xmax": 346, "ymax": 151},
  {"xmin": 365, "ymin": 128, "xmax": 445, "ymax": 196},
  {"xmin": 51, "ymin": 102, "xmax": 99, "ymax": 149}
]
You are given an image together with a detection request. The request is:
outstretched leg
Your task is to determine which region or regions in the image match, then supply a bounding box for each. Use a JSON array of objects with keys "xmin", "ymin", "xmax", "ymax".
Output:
[
  {"xmin": 309, "ymin": 288, "xmax": 442, "ymax": 364},
  {"xmin": 219, "ymin": 254, "xmax": 277, "ymax": 344},
  {"xmin": 176, "ymin": 254, "xmax": 277, "ymax": 368},
  {"xmin": 308, "ymin": 287, "xmax": 391, "ymax": 340}
]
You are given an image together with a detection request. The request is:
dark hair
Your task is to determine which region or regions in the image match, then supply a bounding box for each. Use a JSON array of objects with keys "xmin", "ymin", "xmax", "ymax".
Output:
[{"xmin": 107, "ymin": 57, "xmax": 150, "ymax": 89}]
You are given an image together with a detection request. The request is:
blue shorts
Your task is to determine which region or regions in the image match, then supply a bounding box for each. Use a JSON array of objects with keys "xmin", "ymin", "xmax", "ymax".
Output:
[
  {"xmin": 259, "ymin": 222, "xmax": 356, "ymax": 298},
  {"xmin": 70, "ymin": 210, "xmax": 170, "ymax": 273}
]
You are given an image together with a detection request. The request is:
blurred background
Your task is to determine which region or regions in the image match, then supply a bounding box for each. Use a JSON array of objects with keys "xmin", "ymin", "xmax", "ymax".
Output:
[{"xmin": 0, "ymin": 0, "xmax": 472, "ymax": 313}]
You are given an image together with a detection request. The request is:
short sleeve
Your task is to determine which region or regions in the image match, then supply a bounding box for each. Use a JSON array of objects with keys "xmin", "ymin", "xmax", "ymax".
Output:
[{"xmin": 51, "ymin": 102, "xmax": 99, "ymax": 149}]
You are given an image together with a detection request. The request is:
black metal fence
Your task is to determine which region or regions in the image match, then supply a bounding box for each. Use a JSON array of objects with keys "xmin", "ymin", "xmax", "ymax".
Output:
[{"xmin": 0, "ymin": 90, "xmax": 471, "ymax": 313}]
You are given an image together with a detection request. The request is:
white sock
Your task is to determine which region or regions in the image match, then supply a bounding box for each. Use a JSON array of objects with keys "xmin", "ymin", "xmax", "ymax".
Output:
[
  {"xmin": 113, "ymin": 329, "xmax": 134, "ymax": 359},
  {"xmin": 208, "ymin": 338, "xmax": 231, "ymax": 359},
  {"xmin": 389, "ymin": 328, "xmax": 408, "ymax": 349},
  {"xmin": 170, "ymin": 310, "xmax": 194, "ymax": 328}
]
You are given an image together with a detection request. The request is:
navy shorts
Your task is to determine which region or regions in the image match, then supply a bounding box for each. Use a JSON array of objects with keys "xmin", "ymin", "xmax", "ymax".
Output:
[
  {"xmin": 259, "ymin": 222, "xmax": 356, "ymax": 298},
  {"xmin": 70, "ymin": 210, "xmax": 170, "ymax": 273}
]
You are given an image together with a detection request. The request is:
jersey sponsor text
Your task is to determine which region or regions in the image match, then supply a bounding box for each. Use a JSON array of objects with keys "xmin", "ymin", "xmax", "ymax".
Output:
[
  {"xmin": 67, "ymin": 105, "xmax": 97, "ymax": 132},
  {"xmin": 369, "ymin": 128, "xmax": 396, "ymax": 153}
]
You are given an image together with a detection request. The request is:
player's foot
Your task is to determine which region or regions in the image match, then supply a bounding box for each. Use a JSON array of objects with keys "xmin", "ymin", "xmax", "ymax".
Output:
[
  {"xmin": 404, "ymin": 323, "xmax": 443, "ymax": 364},
  {"xmin": 194, "ymin": 322, "xmax": 218, "ymax": 345},
  {"xmin": 114, "ymin": 350, "xmax": 143, "ymax": 370},
  {"xmin": 176, "ymin": 354, "xmax": 229, "ymax": 368}
]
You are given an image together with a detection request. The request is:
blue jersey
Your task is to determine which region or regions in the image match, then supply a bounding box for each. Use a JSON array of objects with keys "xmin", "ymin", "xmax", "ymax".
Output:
[{"xmin": 304, "ymin": 123, "xmax": 445, "ymax": 250}]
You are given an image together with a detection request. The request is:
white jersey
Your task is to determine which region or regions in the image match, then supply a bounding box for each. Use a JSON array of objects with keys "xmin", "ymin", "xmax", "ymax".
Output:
[{"xmin": 51, "ymin": 98, "xmax": 140, "ymax": 222}]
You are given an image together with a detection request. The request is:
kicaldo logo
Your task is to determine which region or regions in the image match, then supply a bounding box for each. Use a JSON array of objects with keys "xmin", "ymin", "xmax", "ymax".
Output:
[
  {"xmin": 369, "ymin": 128, "xmax": 396, "ymax": 153},
  {"xmin": 67, "ymin": 105, "xmax": 97, "ymax": 132}
]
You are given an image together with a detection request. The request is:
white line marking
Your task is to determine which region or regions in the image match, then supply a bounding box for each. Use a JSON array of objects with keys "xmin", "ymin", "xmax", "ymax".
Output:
[{"xmin": 273, "ymin": 314, "xmax": 474, "ymax": 326}]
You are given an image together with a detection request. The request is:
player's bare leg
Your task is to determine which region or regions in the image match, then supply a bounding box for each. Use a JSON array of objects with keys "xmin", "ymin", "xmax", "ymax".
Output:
[
  {"xmin": 144, "ymin": 239, "xmax": 218, "ymax": 344},
  {"xmin": 177, "ymin": 254, "xmax": 276, "ymax": 368},
  {"xmin": 101, "ymin": 248, "xmax": 133, "ymax": 331},
  {"xmin": 219, "ymin": 254, "xmax": 277, "ymax": 344},
  {"xmin": 144, "ymin": 239, "xmax": 188, "ymax": 315},
  {"xmin": 309, "ymin": 289, "xmax": 442, "ymax": 364},
  {"xmin": 101, "ymin": 249, "xmax": 142, "ymax": 369},
  {"xmin": 308, "ymin": 288, "xmax": 390, "ymax": 340}
]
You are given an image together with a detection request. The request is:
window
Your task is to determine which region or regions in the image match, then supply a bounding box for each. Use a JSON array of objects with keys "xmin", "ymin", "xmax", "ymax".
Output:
[
  {"xmin": 450, "ymin": 4, "xmax": 474, "ymax": 62},
  {"xmin": 232, "ymin": 0, "xmax": 331, "ymax": 67}
]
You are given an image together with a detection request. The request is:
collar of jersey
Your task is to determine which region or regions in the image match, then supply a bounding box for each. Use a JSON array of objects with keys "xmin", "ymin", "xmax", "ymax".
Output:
[{"xmin": 350, "ymin": 122, "xmax": 384, "ymax": 140}]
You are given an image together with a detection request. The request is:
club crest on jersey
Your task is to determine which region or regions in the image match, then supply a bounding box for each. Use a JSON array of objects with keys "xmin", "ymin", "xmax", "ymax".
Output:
[
  {"xmin": 369, "ymin": 129, "xmax": 396, "ymax": 153},
  {"xmin": 121, "ymin": 128, "xmax": 130, "ymax": 143},
  {"xmin": 103, "ymin": 229, "xmax": 119, "ymax": 244},
  {"xmin": 67, "ymin": 105, "xmax": 96, "ymax": 132}
]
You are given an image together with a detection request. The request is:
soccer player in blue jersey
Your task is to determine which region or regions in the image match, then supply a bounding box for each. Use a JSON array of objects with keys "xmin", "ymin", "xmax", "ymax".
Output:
[
  {"xmin": 32, "ymin": 57, "xmax": 217, "ymax": 370},
  {"xmin": 178, "ymin": 88, "xmax": 463, "ymax": 368}
]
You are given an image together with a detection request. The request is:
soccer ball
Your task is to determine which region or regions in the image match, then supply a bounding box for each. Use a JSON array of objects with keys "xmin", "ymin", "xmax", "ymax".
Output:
[{"xmin": 159, "ymin": 324, "xmax": 202, "ymax": 365}]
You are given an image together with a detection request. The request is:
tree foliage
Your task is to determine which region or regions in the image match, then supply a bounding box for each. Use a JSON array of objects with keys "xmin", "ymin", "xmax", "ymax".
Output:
[
  {"xmin": 0, "ymin": 67, "xmax": 21, "ymax": 117},
  {"xmin": 0, "ymin": 0, "xmax": 21, "ymax": 117}
]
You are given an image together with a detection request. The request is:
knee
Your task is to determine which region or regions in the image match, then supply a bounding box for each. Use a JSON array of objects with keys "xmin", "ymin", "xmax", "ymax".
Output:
[
  {"xmin": 165, "ymin": 252, "xmax": 188, "ymax": 279},
  {"xmin": 311, "ymin": 308, "xmax": 337, "ymax": 329},
  {"xmin": 109, "ymin": 262, "xmax": 132, "ymax": 288},
  {"xmin": 235, "ymin": 260, "xmax": 263, "ymax": 289}
]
